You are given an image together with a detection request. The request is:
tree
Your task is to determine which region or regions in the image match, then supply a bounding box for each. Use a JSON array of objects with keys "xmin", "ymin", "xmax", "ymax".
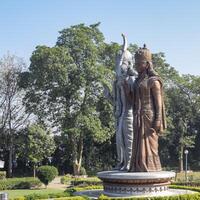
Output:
[
  {"xmin": 152, "ymin": 53, "xmax": 200, "ymax": 171},
  {"xmin": 18, "ymin": 124, "xmax": 56, "ymax": 177},
  {"xmin": 0, "ymin": 54, "xmax": 29, "ymax": 177},
  {"xmin": 37, "ymin": 165, "xmax": 58, "ymax": 188},
  {"xmin": 21, "ymin": 23, "xmax": 114, "ymax": 175}
]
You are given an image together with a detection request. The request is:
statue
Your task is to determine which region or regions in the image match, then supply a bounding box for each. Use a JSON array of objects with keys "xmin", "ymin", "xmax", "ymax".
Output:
[
  {"xmin": 129, "ymin": 45, "xmax": 167, "ymax": 172},
  {"xmin": 98, "ymin": 43, "xmax": 175, "ymax": 198},
  {"xmin": 104, "ymin": 34, "xmax": 135, "ymax": 171}
]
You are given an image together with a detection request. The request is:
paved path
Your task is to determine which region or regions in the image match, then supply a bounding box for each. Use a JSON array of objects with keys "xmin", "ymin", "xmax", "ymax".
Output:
[{"xmin": 47, "ymin": 177, "xmax": 67, "ymax": 190}]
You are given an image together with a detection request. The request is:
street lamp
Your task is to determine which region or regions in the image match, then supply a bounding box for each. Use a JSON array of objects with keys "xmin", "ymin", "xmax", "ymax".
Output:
[{"xmin": 184, "ymin": 149, "xmax": 189, "ymax": 183}]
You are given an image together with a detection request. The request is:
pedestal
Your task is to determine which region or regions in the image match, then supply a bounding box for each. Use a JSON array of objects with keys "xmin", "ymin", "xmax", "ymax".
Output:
[{"xmin": 97, "ymin": 171, "xmax": 175, "ymax": 197}]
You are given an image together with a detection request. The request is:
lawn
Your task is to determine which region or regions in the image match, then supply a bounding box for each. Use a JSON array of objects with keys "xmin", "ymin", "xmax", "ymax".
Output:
[
  {"xmin": 4, "ymin": 188, "xmax": 65, "ymax": 198},
  {"xmin": 175, "ymin": 171, "xmax": 200, "ymax": 182}
]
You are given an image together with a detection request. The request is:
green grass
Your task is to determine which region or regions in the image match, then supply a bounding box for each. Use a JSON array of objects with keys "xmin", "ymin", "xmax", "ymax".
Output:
[
  {"xmin": 175, "ymin": 171, "xmax": 200, "ymax": 182},
  {"xmin": 4, "ymin": 188, "xmax": 64, "ymax": 198}
]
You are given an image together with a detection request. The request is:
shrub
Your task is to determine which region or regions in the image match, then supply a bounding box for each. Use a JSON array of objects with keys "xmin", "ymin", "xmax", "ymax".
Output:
[
  {"xmin": 0, "ymin": 177, "xmax": 42, "ymax": 190},
  {"xmin": 0, "ymin": 171, "xmax": 6, "ymax": 179},
  {"xmin": 39, "ymin": 197, "xmax": 87, "ymax": 200},
  {"xmin": 61, "ymin": 176, "xmax": 101, "ymax": 186},
  {"xmin": 71, "ymin": 178, "xmax": 102, "ymax": 186},
  {"xmin": 24, "ymin": 192, "xmax": 70, "ymax": 200},
  {"xmin": 61, "ymin": 174, "xmax": 72, "ymax": 184},
  {"xmin": 37, "ymin": 165, "xmax": 58, "ymax": 187},
  {"xmin": 65, "ymin": 185, "xmax": 103, "ymax": 195},
  {"xmin": 12, "ymin": 198, "xmax": 25, "ymax": 200},
  {"xmin": 24, "ymin": 193, "xmax": 48, "ymax": 200},
  {"xmin": 79, "ymin": 167, "xmax": 87, "ymax": 176}
]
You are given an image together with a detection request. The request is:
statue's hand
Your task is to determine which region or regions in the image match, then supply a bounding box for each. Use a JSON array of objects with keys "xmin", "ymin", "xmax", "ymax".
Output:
[{"xmin": 153, "ymin": 120, "xmax": 161, "ymax": 132}]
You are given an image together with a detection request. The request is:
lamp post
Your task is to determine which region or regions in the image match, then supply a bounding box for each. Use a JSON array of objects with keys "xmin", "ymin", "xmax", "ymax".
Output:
[{"xmin": 184, "ymin": 149, "xmax": 189, "ymax": 183}]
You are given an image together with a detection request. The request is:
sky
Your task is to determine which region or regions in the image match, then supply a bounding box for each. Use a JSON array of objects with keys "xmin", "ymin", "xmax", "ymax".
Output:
[{"xmin": 0, "ymin": 0, "xmax": 200, "ymax": 75}]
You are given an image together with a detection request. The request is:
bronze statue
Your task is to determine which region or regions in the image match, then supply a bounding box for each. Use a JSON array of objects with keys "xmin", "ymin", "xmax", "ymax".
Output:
[{"xmin": 129, "ymin": 45, "xmax": 166, "ymax": 172}]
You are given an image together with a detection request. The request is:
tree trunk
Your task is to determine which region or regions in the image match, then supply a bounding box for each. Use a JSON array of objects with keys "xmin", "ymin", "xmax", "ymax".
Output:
[
  {"xmin": 33, "ymin": 164, "xmax": 36, "ymax": 178},
  {"xmin": 179, "ymin": 144, "xmax": 184, "ymax": 172},
  {"xmin": 7, "ymin": 96, "xmax": 13, "ymax": 178},
  {"xmin": 8, "ymin": 147, "xmax": 13, "ymax": 178},
  {"xmin": 71, "ymin": 133, "xmax": 83, "ymax": 176}
]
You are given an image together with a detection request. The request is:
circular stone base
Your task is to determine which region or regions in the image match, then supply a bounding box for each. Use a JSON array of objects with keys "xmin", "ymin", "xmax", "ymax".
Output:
[
  {"xmin": 97, "ymin": 171, "xmax": 175, "ymax": 196},
  {"xmin": 75, "ymin": 189, "xmax": 196, "ymax": 199}
]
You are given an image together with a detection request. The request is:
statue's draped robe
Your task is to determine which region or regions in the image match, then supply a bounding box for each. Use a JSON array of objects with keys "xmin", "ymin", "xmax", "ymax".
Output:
[
  {"xmin": 129, "ymin": 74, "xmax": 166, "ymax": 172},
  {"xmin": 113, "ymin": 77, "xmax": 134, "ymax": 170}
]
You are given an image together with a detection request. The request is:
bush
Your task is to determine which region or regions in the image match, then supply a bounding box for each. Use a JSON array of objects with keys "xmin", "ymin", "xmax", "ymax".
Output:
[
  {"xmin": 37, "ymin": 165, "xmax": 58, "ymax": 187},
  {"xmin": 12, "ymin": 198, "xmax": 25, "ymax": 200},
  {"xmin": 71, "ymin": 178, "xmax": 102, "ymax": 187},
  {"xmin": 24, "ymin": 192, "xmax": 70, "ymax": 200},
  {"xmin": 61, "ymin": 176, "xmax": 101, "ymax": 186},
  {"xmin": 61, "ymin": 174, "xmax": 73, "ymax": 184},
  {"xmin": 0, "ymin": 171, "xmax": 6, "ymax": 179},
  {"xmin": 24, "ymin": 193, "xmax": 48, "ymax": 200},
  {"xmin": 79, "ymin": 167, "xmax": 87, "ymax": 176},
  {"xmin": 0, "ymin": 177, "xmax": 42, "ymax": 190},
  {"xmin": 39, "ymin": 197, "xmax": 87, "ymax": 200}
]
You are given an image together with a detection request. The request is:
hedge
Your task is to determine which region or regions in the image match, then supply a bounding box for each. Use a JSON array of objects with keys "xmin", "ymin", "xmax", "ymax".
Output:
[
  {"xmin": 39, "ymin": 197, "xmax": 87, "ymax": 200},
  {"xmin": 10, "ymin": 192, "xmax": 71, "ymax": 200},
  {"xmin": 98, "ymin": 193, "xmax": 200, "ymax": 199},
  {"xmin": 61, "ymin": 176, "xmax": 101, "ymax": 186},
  {"xmin": 0, "ymin": 177, "xmax": 42, "ymax": 190},
  {"xmin": 0, "ymin": 171, "xmax": 6, "ymax": 179}
]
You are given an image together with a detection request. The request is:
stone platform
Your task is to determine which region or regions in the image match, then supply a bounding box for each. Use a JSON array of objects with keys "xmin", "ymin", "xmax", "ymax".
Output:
[
  {"xmin": 97, "ymin": 170, "xmax": 176, "ymax": 196},
  {"xmin": 75, "ymin": 189, "xmax": 196, "ymax": 199}
]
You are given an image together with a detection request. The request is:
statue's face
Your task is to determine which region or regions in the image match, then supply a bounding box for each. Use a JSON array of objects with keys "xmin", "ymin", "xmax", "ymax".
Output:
[{"xmin": 135, "ymin": 61, "xmax": 148, "ymax": 73}]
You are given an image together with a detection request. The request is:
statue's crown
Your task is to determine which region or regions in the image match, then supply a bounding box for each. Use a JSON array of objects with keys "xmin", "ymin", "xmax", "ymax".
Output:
[{"xmin": 135, "ymin": 44, "xmax": 152, "ymax": 62}]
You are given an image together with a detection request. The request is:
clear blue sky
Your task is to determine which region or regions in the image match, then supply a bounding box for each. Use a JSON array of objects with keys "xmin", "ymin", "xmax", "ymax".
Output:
[{"xmin": 0, "ymin": 0, "xmax": 200, "ymax": 75}]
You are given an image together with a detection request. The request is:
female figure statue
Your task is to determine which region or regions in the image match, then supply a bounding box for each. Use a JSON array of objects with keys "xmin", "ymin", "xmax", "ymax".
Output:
[{"xmin": 129, "ymin": 45, "xmax": 166, "ymax": 172}]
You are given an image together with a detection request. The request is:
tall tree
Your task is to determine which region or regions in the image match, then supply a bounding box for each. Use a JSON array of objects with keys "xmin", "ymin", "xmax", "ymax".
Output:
[
  {"xmin": 0, "ymin": 54, "xmax": 29, "ymax": 177},
  {"xmin": 21, "ymin": 23, "xmax": 114, "ymax": 175},
  {"xmin": 153, "ymin": 53, "xmax": 200, "ymax": 171}
]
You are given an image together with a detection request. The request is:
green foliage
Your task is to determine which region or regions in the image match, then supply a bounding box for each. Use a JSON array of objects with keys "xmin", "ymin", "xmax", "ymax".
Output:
[
  {"xmin": 66, "ymin": 185, "xmax": 103, "ymax": 194},
  {"xmin": 39, "ymin": 197, "xmax": 87, "ymax": 200},
  {"xmin": 175, "ymin": 172, "xmax": 200, "ymax": 182},
  {"xmin": 24, "ymin": 193, "xmax": 48, "ymax": 200},
  {"xmin": 12, "ymin": 197, "xmax": 25, "ymax": 200},
  {"xmin": 79, "ymin": 167, "xmax": 87, "ymax": 176},
  {"xmin": 0, "ymin": 177, "xmax": 41, "ymax": 190},
  {"xmin": 0, "ymin": 171, "xmax": 6, "ymax": 179},
  {"xmin": 61, "ymin": 175, "xmax": 101, "ymax": 186},
  {"xmin": 15, "ymin": 22, "xmax": 200, "ymax": 174},
  {"xmin": 25, "ymin": 124, "xmax": 55, "ymax": 164},
  {"xmin": 23, "ymin": 192, "xmax": 71, "ymax": 200},
  {"xmin": 21, "ymin": 23, "xmax": 115, "ymax": 175},
  {"xmin": 37, "ymin": 165, "xmax": 58, "ymax": 186}
]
